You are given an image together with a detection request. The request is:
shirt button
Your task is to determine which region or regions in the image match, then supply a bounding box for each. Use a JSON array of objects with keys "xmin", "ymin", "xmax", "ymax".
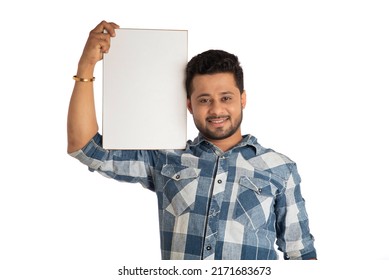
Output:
[
  {"xmin": 217, "ymin": 179, "xmax": 222, "ymax": 184},
  {"xmin": 175, "ymin": 175, "xmax": 180, "ymax": 179},
  {"xmin": 206, "ymin": 245, "xmax": 212, "ymax": 250},
  {"xmin": 209, "ymin": 209, "xmax": 217, "ymax": 216}
]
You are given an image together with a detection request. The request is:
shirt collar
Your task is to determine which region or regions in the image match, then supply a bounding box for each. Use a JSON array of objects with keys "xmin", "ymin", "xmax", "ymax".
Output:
[{"xmin": 188, "ymin": 134, "xmax": 262, "ymax": 155}]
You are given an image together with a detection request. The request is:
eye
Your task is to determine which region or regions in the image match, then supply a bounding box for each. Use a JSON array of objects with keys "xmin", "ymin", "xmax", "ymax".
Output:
[
  {"xmin": 199, "ymin": 98, "xmax": 211, "ymax": 104},
  {"xmin": 221, "ymin": 96, "xmax": 232, "ymax": 102}
]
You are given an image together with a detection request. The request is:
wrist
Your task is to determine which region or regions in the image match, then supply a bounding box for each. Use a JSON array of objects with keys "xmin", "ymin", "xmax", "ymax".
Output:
[{"xmin": 77, "ymin": 59, "xmax": 96, "ymax": 78}]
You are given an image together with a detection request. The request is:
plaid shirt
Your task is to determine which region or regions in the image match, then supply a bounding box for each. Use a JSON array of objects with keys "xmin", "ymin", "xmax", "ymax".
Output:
[{"xmin": 70, "ymin": 133, "xmax": 316, "ymax": 260}]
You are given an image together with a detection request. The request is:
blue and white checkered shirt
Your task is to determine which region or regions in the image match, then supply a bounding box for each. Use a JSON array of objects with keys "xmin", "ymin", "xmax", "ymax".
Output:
[{"xmin": 70, "ymin": 133, "xmax": 316, "ymax": 260}]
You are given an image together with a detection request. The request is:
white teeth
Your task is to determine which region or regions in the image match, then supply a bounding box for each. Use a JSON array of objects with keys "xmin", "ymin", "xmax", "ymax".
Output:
[{"xmin": 209, "ymin": 118, "xmax": 227, "ymax": 123}]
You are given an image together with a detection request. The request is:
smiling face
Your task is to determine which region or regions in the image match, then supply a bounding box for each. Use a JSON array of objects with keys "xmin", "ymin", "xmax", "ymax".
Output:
[{"xmin": 187, "ymin": 72, "xmax": 246, "ymax": 151}]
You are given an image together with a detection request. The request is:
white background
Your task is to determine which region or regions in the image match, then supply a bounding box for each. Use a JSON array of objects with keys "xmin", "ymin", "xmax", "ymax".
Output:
[{"xmin": 1, "ymin": 0, "xmax": 388, "ymax": 279}]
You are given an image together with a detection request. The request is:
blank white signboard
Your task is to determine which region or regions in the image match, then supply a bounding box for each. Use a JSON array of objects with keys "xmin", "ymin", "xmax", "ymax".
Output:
[{"xmin": 102, "ymin": 28, "xmax": 188, "ymax": 149}]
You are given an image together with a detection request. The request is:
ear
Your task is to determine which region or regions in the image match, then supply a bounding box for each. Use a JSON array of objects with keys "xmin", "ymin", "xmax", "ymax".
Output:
[
  {"xmin": 187, "ymin": 99, "xmax": 193, "ymax": 114},
  {"xmin": 241, "ymin": 91, "xmax": 247, "ymax": 109}
]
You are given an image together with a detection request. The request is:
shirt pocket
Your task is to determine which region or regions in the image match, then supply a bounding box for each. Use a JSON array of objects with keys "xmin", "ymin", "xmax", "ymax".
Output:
[
  {"xmin": 161, "ymin": 164, "xmax": 201, "ymax": 217},
  {"xmin": 233, "ymin": 175, "xmax": 279, "ymax": 230}
]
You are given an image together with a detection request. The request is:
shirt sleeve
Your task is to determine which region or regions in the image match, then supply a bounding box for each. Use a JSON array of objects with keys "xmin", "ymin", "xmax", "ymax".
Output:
[
  {"xmin": 69, "ymin": 133, "xmax": 159, "ymax": 191},
  {"xmin": 275, "ymin": 163, "xmax": 317, "ymax": 260}
]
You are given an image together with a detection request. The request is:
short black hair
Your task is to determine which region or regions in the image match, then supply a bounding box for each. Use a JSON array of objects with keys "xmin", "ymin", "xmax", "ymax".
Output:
[{"xmin": 185, "ymin": 49, "xmax": 244, "ymax": 98}]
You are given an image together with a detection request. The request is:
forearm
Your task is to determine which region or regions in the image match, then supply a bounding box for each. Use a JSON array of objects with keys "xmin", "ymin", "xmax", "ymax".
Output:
[{"xmin": 67, "ymin": 63, "xmax": 98, "ymax": 153}]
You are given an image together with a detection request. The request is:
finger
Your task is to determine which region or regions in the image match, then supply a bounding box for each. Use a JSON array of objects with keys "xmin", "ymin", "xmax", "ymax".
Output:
[
  {"xmin": 93, "ymin": 34, "xmax": 111, "ymax": 53},
  {"xmin": 92, "ymin": 20, "xmax": 119, "ymax": 37},
  {"xmin": 91, "ymin": 20, "xmax": 108, "ymax": 33},
  {"xmin": 100, "ymin": 40, "xmax": 111, "ymax": 53},
  {"xmin": 82, "ymin": 33, "xmax": 108, "ymax": 58},
  {"xmin": 104, "ymin": 22, "xmax": 120, "ymax": 37},
  {"xmin": 108, "ymin": 22, "xmax": 120, "ymax": 30}
]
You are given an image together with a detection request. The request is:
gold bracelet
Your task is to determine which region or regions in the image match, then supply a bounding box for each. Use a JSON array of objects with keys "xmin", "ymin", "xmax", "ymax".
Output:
[{"xmin": 73, "ymin": 75, "xmax": 95, "ymax": 82}]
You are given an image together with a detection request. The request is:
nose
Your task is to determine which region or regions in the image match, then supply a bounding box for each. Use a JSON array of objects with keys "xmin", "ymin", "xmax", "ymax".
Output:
[{"xmin": 208, "ymin": 100, "xmax": 226, "ymax": 116}]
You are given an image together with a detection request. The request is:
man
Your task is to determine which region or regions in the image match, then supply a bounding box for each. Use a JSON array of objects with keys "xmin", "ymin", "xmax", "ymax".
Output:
[{"xmin": 68, "ymin": 21, "xmax": 317, "ymax": 260}]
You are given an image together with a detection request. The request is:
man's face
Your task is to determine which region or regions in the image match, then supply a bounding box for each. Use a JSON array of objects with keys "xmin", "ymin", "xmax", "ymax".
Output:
[{"xmin": 187, "ymin": 73, "xmax": 246, "ymax": 143}]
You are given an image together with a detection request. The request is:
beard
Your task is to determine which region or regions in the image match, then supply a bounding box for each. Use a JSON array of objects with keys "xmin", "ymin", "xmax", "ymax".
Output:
[{"xmin": 194, "ymin": 110, "xmax": 243, "ymax": 141}]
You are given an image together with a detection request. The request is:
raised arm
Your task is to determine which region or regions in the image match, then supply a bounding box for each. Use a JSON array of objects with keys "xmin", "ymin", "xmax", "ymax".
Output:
[{"xmin": 67, "ymin": 21, "xmax": 120, "ymax": 153}]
